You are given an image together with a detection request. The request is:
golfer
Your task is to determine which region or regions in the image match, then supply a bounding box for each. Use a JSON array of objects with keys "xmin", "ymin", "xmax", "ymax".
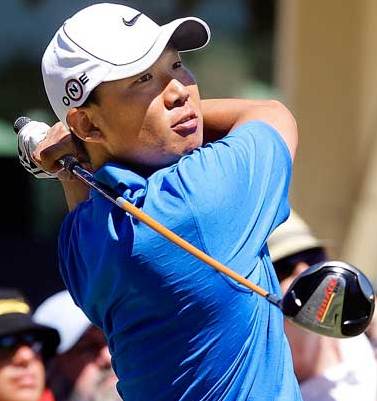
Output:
[{"xmin": 22, "ymin": 3, "xmax": 301, "ymax": 400}]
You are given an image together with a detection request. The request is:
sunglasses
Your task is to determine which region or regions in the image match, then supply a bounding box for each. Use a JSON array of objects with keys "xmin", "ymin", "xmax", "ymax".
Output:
[
  {"xmin": 0, "ymin": 333, "xmax": 43, "ymax": 358},
  {"xmin": 273, "ymin": 248, "xmax": 327, "ymax": 282}
]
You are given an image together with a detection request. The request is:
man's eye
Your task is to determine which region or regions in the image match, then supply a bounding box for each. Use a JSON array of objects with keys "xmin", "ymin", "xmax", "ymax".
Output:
[
  {"xmin": 137, "ymin": 73, "xmax": 153, "ymax": 83},
  {"xmin": 173, "ymin": 61, "xmax": 182, "ymax": 69}
]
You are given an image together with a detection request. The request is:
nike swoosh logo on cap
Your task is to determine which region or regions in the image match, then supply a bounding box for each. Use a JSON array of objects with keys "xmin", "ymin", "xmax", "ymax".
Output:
[{"xmin": 122, "ymin": 13, "xmax": 142, "ymax": 27}]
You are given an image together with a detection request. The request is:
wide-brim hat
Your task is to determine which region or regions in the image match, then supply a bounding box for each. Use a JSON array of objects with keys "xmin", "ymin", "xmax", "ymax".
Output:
[
  {"xmin": 268, "ymin": 210, "xmax": 323, "ymax": 263},
  {"xmin": 34, "ymin": 290, "xmax": 91, "ymax": 354}
]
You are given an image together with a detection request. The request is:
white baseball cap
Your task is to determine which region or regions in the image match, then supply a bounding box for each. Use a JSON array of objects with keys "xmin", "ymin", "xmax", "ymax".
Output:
[
  {"xmin": 42, "ymin": 3, "xmax": 210, "ymax": 125},
  {"xmin": 33, "ymin": 291, "xmax": 91, "ymax": 354},
  {"xmin": 267, "ymin": 210, "xmax": 323, "ymax": 263}
]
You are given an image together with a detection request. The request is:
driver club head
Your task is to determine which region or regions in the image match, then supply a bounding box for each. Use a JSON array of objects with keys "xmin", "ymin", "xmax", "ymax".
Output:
[{"xmin": 280, "ymin": 260, "xmax": 375, "ymax": 338}]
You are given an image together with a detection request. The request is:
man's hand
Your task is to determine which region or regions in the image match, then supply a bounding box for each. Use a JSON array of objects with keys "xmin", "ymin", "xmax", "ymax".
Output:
[
  {"xmin": 17, "ymin": 120, "xmax": 57, "ymax": 179},
  {"xmin": 18, "ymin": 121, "xmax": 90, "ymax": 179},
  {"xmin": 18, "ymin": 120, "xmax": 91, "ymax": 210},
  {"xmin": 32, "ymin": 122, "xmax": 90, "ymax": 179}
]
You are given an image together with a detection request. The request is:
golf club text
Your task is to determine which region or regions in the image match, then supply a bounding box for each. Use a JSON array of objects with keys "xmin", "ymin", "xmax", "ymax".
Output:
[{"xmin": 316, "ymin": 278, "xmax": 339, "ymax": 322}]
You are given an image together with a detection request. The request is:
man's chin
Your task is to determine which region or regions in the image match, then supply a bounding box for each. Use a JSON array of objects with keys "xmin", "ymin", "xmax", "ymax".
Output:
[
  {"xmin": 184, "ymin": 138, "xmax": 203, "ymax": 156},
  {"xmin": 10, "ymin": 387, "xmax": 43, "ymax": 401}
]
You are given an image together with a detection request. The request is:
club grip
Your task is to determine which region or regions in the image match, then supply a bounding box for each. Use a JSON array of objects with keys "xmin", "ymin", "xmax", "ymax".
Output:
[{"xmin": 14, "ymin": 116, "xmax": 31, "ymax": 135}]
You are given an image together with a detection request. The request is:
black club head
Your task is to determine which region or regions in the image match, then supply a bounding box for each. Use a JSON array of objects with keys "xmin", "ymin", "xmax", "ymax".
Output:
[{"xmin": 280, "ymin": 261, "xmax": 375, "ymax": 338}]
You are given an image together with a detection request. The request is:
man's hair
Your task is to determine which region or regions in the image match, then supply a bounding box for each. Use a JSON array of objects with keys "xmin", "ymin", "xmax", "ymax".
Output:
[
  {"xmin": 80, "ymin": 87, "xmax": 100, "ymax": 107},
  {"xmin": 274, "ymin": 247, "xmax": 328, "ymax": 282}
]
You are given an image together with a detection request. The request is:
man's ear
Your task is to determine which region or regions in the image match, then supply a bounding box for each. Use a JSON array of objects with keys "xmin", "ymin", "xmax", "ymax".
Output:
[{"xmin": 66, "ymin": 108, "xmax": 103, "ymax": 143}]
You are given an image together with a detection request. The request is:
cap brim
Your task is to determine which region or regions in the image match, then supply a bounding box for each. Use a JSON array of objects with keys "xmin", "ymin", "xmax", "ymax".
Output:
[
  {"xmin": 166, "ymin": 17, "xmax": 210, "ymax": 52},
  {"xmin": 102, "ymin": 17, "xmax": 210, "ymax": 82}
]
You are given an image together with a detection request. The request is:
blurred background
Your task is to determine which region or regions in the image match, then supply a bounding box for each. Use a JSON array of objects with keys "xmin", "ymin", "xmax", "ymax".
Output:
[{"xmin": 1, "ymin": 0, "xmax": 377, "ymax": 307}]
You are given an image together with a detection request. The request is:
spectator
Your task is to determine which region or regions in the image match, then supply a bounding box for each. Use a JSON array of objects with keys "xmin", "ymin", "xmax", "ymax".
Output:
[
  {"xmin": 268, "ymin": 211, "xmax": 377, "ymax": 401},
  {"xmin": 34, "ymin": 291, "xmax": 121, "ymax": 401},
  {"xmin": 0, "ymin": 288, "xmax": 60, "ymax": 401},
  {"xmin": 366, "ymin": 298, "xmax": 377, "ymax": 359}
]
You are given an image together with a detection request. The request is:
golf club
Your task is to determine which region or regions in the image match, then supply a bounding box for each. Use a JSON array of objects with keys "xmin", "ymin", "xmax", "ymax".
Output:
[{"xmin": 14, "ymin": 116, "xmax": 376, "ymax": 338}]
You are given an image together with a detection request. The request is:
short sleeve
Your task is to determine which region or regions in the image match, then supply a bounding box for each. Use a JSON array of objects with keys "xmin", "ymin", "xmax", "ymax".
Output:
[
  {"xmin": 58, "ymin": 208, "xmax": 84, "ymax": 309},
  {"xmin": 175, "ymin": 121, "xmax": 292, "ymax": 268},
  {"xmin": 58, "ymin": 201, "xmax": 108, "ymax": 327}
]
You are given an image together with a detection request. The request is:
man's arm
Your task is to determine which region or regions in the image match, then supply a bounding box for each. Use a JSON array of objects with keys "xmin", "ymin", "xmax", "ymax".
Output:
[
  {"xmin": 202, "ymin": 99, "xmax": 298, "ymax": 160},
  {"xmin": 28, "ymin": 99, "xmax": 298, "ymax": 212},
  {"xmin": 59, "ymin": 178, "xmax": 89, "ymax": 212}
]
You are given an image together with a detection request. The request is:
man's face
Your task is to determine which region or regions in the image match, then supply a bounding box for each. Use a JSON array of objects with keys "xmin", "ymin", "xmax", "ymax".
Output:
[
  {"xmin": 50, "ymin": 326, "xmax": 120, "ymax": 401},
  {"xmin": 280, "ymin": 261, "xmax": 322, "ymax": 381},
  {"xmin": 87, "ymin": 47, "xmax": 203, "ymax": 169},
  {"xmin": 0, "ymin": 338, "xmax": 45, "ymax": 401}
]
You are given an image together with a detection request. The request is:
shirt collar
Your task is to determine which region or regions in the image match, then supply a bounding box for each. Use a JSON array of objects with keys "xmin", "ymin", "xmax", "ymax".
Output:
[{"xmin": 92, "ymin": 162, "xmax": 147, "ymax": 204}]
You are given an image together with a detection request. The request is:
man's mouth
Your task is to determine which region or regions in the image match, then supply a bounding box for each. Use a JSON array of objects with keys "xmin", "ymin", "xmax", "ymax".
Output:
[
  {"xmin": 14, "ymin": 373, "xmax": 37, "ymax": 388},
  {"xmin": 171, "ymin": 113, "xmax": 198, "ymax": 136}
]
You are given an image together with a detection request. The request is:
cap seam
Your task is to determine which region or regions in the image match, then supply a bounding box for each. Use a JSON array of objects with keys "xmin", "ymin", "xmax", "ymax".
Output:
[{"xmin": 62, "ymin": 23, "xmax": 160, "ymax": 67}]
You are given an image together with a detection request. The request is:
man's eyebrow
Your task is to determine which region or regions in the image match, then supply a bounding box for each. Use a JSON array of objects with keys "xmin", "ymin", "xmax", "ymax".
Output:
[{"xmin": 131, "ymin": 70, "xmax": 151, "ymax": 82}]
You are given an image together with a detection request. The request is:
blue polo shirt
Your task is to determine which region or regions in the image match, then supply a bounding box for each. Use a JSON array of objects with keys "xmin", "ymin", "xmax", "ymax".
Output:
[{"xmin": 59, "ymin": 121, "xmax": 302, "ymax": 401}]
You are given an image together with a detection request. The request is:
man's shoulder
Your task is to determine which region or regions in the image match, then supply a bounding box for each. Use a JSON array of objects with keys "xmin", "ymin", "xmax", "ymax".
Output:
[{"xmin": 175, "ymin": 119, "xmax": 292, "ymax": 178}]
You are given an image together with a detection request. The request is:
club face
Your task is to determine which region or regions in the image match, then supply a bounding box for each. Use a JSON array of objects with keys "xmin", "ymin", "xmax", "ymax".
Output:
[{"xmin": 280, "ymin": 261, "xmax": 375, "ymax": 338}]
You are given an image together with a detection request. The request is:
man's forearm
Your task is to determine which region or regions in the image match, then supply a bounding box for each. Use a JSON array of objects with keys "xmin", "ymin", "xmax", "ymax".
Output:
[
  {"xmin": 202, "ymin": 98, "xmax": 269, "ymax": 142},
  {"xmin": 201, "ymin": 98, "xmax": 298, "ymax": 159},
  {"xmin": 61, "ymin": 179, "xmax": 89, "ymax": 212}
]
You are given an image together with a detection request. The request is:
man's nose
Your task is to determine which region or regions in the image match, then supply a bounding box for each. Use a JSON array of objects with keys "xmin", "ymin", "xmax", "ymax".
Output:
[
  {"xmin": 96, "ymin": 345, "xmax": 112, "ymax": 369},
  {"xmin": 164, "ymin": 79, "xmax": 189, "ymax": 109},
  {"xmin": 12, "ymin": 345, "xmax": 39, "ymax": 366}
]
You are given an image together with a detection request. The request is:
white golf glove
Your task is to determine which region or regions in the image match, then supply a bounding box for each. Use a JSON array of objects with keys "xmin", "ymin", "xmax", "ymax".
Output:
[{"xmin": 17, "ymin": 120, "xmax": 58, "ymax": 179}]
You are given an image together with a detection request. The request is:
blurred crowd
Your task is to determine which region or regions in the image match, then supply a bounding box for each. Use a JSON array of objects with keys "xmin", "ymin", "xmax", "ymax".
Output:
[
  {"xmin": 0, "ymin": 288, "xmax": 121, "ymax": 401},
  {"xmin": 268, "ymin": 212, "xmax": 377, "ymax": 401},
  {"xmin": 0, "ymin": 210, "xmax": 376, "ymax": 401}
]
